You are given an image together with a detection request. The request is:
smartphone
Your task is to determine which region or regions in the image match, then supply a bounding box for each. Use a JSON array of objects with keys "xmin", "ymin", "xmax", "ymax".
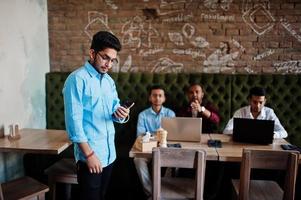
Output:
[
  {"xmin": 121, "ymin": 100, "xmax": 135, "ymax": 109},
  {"xmin": 281, "ymin": 144, "xmax": 301, "ymax": 153},
  {"xmin": 207, "ymin": 139, "xmax": 222, "ymax": 148},
  {"xmin": 167, "ymin": 143, "xmax": 182, "ymax": 148}
]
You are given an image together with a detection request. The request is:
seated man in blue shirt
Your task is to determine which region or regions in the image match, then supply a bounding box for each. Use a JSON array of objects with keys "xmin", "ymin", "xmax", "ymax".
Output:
[
  {"xmin": 223, "ymin": 86, "xmax": 287, "ymax": 138},
  {"xmin": 134, "ymin": 85, "xmax": 175, "ymax": 199}
]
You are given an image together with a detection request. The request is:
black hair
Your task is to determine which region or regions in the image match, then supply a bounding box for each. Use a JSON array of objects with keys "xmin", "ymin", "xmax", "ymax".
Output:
[
  {"xmin": 149, "ymin": 85, "xmax": 165, "ymax": 95},
  {"xmin": 186, "ymin": 83, "xmax": 205, "ymax": 94},
  {"xmin": 248, "ymin": 87, "xmax": 266, "ymax": 98},
  {"xmin": 90, "ymin": 31, "xmax": 121, "ymax": 52}
]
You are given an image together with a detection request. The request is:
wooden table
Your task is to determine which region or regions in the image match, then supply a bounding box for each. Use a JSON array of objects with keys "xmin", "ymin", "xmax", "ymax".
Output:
[
  {"xmin": 129, "ymin": 133, "xmax": 295, "ymax": 162},
  {"xmin": 0, "ymin": 128, "xmax": 71, "ymax": 154},
  {"xmin": 210, "ymin": 134, "xmax": 289, "ymax": 162},
  {"xmin": 129, "ymin": 134, "xmax": 219, "ymax": 160}
]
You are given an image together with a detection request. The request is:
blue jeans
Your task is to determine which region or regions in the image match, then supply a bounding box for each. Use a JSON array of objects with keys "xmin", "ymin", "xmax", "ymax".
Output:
[{"xmin": 77, "ymin": 160, "xmax": 114, "ymax": 200}]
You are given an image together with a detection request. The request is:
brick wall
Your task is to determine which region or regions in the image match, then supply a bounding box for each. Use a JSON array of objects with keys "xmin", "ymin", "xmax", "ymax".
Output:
[{"xmin": 48, "ymin": 0, "xmax": 301, "ymax": 74}]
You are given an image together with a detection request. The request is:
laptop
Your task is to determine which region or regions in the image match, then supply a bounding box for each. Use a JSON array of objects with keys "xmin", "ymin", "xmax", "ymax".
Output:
[
  {"xmin": 161, "ymin": 117, "xmax": 202, "ymax": 142},
  {"xmin": 233, "ymin": 118, "xmax": 275, "ymax": 144}
]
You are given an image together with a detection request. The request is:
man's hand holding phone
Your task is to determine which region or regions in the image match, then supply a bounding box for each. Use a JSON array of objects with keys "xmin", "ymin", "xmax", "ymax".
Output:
[
  {"xmin": 114, "ymin": 100, "xmax": 135, "ymax": 119},
  {"xmin": 122, "ymin": 100, "xmax": 135, "ymax": 109}
]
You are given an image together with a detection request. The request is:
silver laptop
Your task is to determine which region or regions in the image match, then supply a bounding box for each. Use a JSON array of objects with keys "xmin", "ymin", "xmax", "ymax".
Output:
[{"xmin": 161, "ymin": 117, "xmax": 202, "ymax": 142}]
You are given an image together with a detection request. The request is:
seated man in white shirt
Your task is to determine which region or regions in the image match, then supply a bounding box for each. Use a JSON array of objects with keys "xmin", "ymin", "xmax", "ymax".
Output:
[
  {"xmin": 223, "ymin": 86, "xmax": 287, "ymax": 138},
  {"xmin": 134, "ymin": 85, "xmax": 175, "ymax": 199}
]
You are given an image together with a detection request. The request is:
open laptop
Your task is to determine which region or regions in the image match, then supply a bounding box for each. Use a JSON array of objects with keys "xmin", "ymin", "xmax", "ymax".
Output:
[
  {"xmin": 233, "ymin": 118, "xmax": 275, "ymax": 144},
  {"xmin": 161, "ymin": 117, "xmax": 202, "ymax": 142}
]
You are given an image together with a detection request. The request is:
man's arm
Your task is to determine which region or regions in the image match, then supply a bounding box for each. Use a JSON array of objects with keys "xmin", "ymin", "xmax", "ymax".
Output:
[
  {"xmin": 204, "ymin": 103, "xmax": 220, "ymax": 124},
  {"xmin": 223, "ymin": 118, "xmax": 234, "ymax": 134},
  {"xmin": 223, "ymin": 109, "xmax": 243, "ymax": 134},
  {"xmin": 269, "ymin": 110, "xmax": 288, "ymax": 138},
  {"xmin": 136, "ymin": 112, "xmax": 147, "ymax": 137},
  {"xmin": 63, "ymin": 75, "xmax": 103, "ymax": 174}
]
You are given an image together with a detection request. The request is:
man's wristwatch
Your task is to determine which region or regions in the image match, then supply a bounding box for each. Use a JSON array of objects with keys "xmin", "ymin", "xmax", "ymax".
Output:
[{"xmin": 200, "ymin": 106, "xmax": 205, "ymax": 113}]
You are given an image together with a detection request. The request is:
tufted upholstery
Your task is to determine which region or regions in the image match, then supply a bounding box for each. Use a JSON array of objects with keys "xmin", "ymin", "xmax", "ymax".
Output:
[{"xmin": 46, "ymin": 72, "xmax": 301, "ymax": 155}]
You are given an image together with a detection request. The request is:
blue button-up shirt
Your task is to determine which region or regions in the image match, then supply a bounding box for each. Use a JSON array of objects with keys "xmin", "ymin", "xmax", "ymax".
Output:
[
  {"xmin": 63, "ymin": 61, "xmax": 123, "ymax": 167},
  {"xmin": 137, "ymin": 106, "xmax": 175, "ymax": 136}
]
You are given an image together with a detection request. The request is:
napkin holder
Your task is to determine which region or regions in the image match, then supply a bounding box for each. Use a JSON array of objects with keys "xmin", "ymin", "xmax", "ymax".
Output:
[{"xmin": 135, "ymin": 136, "xmax": 158, "ymax": 152}]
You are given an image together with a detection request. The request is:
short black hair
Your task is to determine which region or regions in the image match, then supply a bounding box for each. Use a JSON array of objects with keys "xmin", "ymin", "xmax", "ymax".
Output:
[
  {"xmin": 248, "ymin": 86, "xmax": 266, "ymax": 98},
  {"xmin": 149, "ymin": 84, "xmax": 165, "ymax": 94},
  {"xmin": 90, "ymin": 31, "xmax": 121, "ymax": 52},
  {"xmin": 185, "ymin": 83, "xmax": 205, "ymax": 93}
]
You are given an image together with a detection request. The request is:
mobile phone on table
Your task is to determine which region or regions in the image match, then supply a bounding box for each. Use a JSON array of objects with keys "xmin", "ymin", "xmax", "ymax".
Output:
[
  {"xmin": 121, "ymin": 100, "xmax": 135, "ymax": 109},
  {"xmin": 281, "ymin": 144, "xmax": 301, "ymax": 153}
]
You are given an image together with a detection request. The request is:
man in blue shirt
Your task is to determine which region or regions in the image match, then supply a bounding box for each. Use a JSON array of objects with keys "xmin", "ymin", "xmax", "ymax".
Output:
[
  {"xmin": 63, "ymin": 31, "xmax": 130, "ymax": 200},
  {"xmin": 134, "ymin": 85, "xmax": 175, "ymax": 199}
]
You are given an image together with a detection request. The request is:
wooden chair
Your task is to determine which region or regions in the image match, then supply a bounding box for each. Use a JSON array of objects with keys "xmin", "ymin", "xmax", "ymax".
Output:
[
  {"xmin": 0, "ymin": 176, "xmax": 49, "ymax": 200},
  {"xmin": 152, "ymin": 147, "xmax": 206, "ymax": 200},
  {"xmin": 232, "ymin": 149, "xmax": 299, "ymax": 200},
  {"xmin": 44, "ymin": 158, "xmax": 78, "ymax": 200}
]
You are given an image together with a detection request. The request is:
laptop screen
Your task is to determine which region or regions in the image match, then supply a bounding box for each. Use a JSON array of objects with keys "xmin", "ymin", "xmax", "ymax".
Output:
[
  {"xmin": 233, "ymin": 118, "xmax": 275, "ymax": 144},
  {"xmin": 161, "ymin": 117, "xmax": 202, "ymax": 142}
]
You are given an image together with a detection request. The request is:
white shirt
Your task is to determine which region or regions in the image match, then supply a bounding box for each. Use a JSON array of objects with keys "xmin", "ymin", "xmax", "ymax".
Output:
[{"xmin": 223, "ymin": 105, "xmax": 287, "ymax": 138}]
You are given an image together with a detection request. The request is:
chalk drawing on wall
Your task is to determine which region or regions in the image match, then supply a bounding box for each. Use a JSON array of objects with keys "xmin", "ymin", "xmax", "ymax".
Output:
[
  {"xmin": 273, "ymin": 60, "xmax": 301, "ymax": 73},
  {"xmin": 242, "ymin": 1, "xmax": 275, "ymax": 35},
  {"xmin": 220, "ymin": 0, "xmax": 234, "ymax": 11},
  {"xmin": 253, "ymin": 49, "xmax": 275, "ymax": 60},
  {"xmin": 281, "ymin": 18, "xmax": 301, "ymax": 43},
  {"xmin": 203, "ymin": 40, "xmax": 245, "ymax": 71},
  {"xmin": 168, "ymin": 32, "xmax": 184, "ymax": 46},
  {"xmin": 121, "ymin": 16, "xmax": 159, "ymax": 50},
  {"xmin": 162, "ymin": 12, "xmax": 194, "ymax": 23},
  {"xmin": 157, "ymin": 0, "xmax": 192, "ymax": 16},
  {"xmin": 105, "ymin": 0, "xmax": 118, "ymax": 10},
  {"xmin": 169, "ymin": 23, "xmax": 209, "ymax": 49},
  {"xmin": 191, "ymin": 36, "xmax": 209, "ymax": 48},
  {"xmin": 120, "ymin": 55, "xmax": 138, "ymax": 72},
  {"xmin": 182, "ymin": 23, "xmax": 195, "ymax": 39},
  {"xmin": 242, "ymin": 0, "xmax": 270, "ymax": 13},
  {"xmin": 84, "ymin": 11, "xmax": 112, "ymax": 40},
  {"xmin": 172, "ymin": 49, "xmax": 206, "ymax": 59},
  {"xmin": 200, "ymin": 13, "xmax": 235, "ymax": 23},
  {"xmin": 204, "ymin": 0, "xmax": 218, "ymax": 12},
  {"xmin": 169, "ymin": 23, "xmax": 209, "ymax": 59},
  {"xmin": 204, "ymin": 0, "xmax": 233, "ymax": 12},
  {"xmin": 150, "ymin": 57, "xmax": 184, "ymax": 73},
  {"xmin": 139, "ymin": 48, "xmax": 164, "ymax": 57},
  {"xmin": 244, "ymin": 65, "xmax": 255, "ymax": 73}
]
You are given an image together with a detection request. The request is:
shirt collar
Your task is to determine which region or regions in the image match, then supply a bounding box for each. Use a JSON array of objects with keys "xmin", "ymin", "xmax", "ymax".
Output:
[
  {"xmin": 84, "ymin": 61, "xmax": 106, "ymax": 78},
  {"xmin": 247, "ymin": 105, "xmax": 267, "ymax": 119},
  {"xmin": 150, "ymin": 106, "xmax": 165, "ymax": 115}
]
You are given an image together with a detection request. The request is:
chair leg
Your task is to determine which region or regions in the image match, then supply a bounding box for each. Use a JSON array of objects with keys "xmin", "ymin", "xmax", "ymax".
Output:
[
  {"xmin": 37, "ymin": 193, "xmax": 46, "ymax": 200},
  {"xmin": 48, "ymin": 177, "xmax": 56, "ymax": 200},
  {"xmin": 66, "ymin": 184, "xmax": 72, "ymax": 200}
]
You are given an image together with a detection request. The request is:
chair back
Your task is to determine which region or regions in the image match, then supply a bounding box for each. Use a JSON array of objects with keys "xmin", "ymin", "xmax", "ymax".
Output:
[
  {"xmin": 0, "ymin": 183, "xmax": 3, "ymax": 200},
  {"xmin": 152, "ymin": 147, "xmax": 206, "ymax": 200},
  {"xmin": 239, "ymin": 149, "xmax": 299, "ymax": 200}
]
